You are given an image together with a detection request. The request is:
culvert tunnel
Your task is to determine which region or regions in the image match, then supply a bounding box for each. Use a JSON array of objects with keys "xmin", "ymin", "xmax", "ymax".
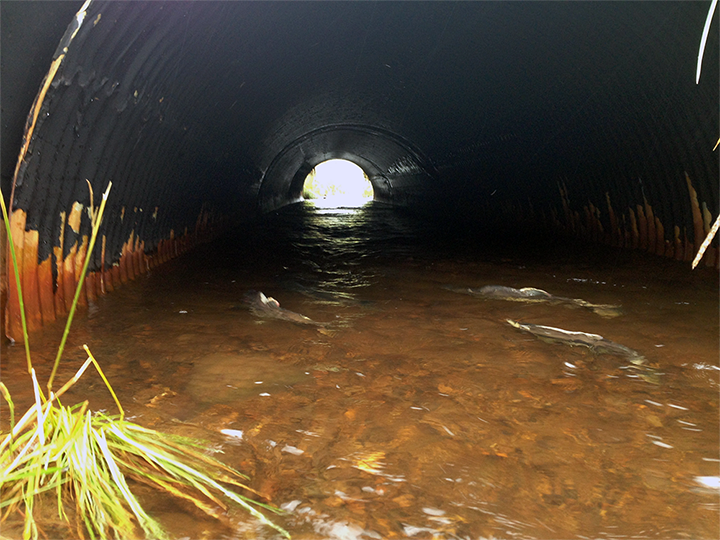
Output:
[
  {"xmin": 2, "ymin": 3, "xmax": 720, "ymax": 538},
  {"xmin": 1, "ymin": 0, "xmax": 718, "ymax": 341}
]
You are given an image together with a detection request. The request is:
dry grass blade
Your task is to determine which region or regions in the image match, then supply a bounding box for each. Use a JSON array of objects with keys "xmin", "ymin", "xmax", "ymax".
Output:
[
  {"xmin": 692, "ymin": 213, "xmax": 720, "ymax": 269},
  {"xmin": 696, "ymin": 0, "xmax": 718, "ymax": 83}
]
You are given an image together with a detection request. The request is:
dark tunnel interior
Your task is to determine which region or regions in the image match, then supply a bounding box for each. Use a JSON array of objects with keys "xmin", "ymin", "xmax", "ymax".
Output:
[
  {"xmin": 0, "ymin": 0, "xmax": 718, "ymax": 339},
  {"xmin": 2, "ymin": 4, "xmax": 720, "ymax": 538}
]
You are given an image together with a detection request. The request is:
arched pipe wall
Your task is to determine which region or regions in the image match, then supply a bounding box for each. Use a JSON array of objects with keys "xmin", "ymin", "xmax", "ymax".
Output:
[{"xmin": 1, "ymin": 0, "xmax": 717, "ymax": 341}]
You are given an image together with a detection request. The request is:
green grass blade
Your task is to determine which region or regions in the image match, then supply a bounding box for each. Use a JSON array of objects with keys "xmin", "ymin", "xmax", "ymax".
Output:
[
  {"xmin": 105, "ymin": 423, "xmax": 290, "ymax": 538},
  {"xmin": 47, "ymin": 182, "xmax": 112, "ymax": 393},
  {"xmin": 0, "ymin": 183, "xmax": 32, "ymax": 372},
  {"xmin": 84, "ymin": 346, "xmax": 124, "ymax": 420},
  {"xmin": 93, "ymin": 426, "xmax": 168, "ymax": 540},
  {"xmin": 0, "ymin": 382, "xmax": 16, "ymax": 430}
]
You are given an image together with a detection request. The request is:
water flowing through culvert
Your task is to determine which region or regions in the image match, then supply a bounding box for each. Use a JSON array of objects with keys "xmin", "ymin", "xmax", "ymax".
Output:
[{"xmin": 1, "ymin": 201, "xmax": 718, "ymax": 539}]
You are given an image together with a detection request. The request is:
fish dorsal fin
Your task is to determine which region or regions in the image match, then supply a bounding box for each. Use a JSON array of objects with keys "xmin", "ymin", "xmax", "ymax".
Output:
[{"xmin": 259, "ymin": 292, "xmax": 281, "ymax": 308}]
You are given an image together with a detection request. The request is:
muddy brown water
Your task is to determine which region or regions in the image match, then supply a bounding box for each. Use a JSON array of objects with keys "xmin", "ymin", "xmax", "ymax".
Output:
[{"xmin": 1, "ymin": 201, "xmax": 718, "ymax": 539}]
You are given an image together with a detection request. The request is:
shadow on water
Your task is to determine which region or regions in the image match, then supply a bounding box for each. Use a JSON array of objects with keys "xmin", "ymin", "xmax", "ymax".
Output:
[{"xmin": 2, "ymin": 201, "xmax": 718, "ymax": 539}]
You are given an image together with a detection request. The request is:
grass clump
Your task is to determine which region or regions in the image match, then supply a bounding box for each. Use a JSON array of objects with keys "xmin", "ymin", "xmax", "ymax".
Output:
[{"xmin": 0, "ymin": 183, "xmax": 289, "ymax": 539}]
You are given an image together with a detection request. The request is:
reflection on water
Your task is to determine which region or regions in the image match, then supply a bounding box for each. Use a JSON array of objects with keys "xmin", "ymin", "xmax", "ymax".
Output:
[{"xmin": 2, "ymin": 201, "xmax": 718, "ymax": 539}]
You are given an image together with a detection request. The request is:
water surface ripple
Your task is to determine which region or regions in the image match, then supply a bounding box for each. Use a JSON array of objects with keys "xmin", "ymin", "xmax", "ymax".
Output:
[{"xmin": 2, "ymin": 201, "xmax": 718, "ymax": 539}]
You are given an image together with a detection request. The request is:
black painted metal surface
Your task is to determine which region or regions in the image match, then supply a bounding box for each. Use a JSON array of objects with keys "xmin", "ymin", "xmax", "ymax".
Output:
[{"xmin": 1, "ymin": 0, "xmax": 718, "ymax": 270}]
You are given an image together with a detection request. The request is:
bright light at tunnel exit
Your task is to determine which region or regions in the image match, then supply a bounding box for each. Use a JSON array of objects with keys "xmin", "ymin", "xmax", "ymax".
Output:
[{"xmin": 302, "ymin": 159, "xmax": 373, "ymax": 208}]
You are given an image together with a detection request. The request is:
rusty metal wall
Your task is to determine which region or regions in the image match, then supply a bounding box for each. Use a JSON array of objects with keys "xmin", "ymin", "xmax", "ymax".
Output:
[{"xmin": 1, "ymin": 1, "xmax": 717, "ymax": 341}]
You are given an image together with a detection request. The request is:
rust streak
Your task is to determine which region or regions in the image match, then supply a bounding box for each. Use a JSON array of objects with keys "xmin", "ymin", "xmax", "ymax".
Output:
[
  {"xmin": 21, "ymin": 229, "xmax": 42, "ymax": 332},
  {"xmin": 111, "ymin": 264, "xmax": 121, "ymax": 288},
  {"xmin": 138, "ymin": 240, "xmax": 147, "ymax": 274},
  {"xmin": 38, "ymin": 257, "xmax": 55, "ymax": 324},
  {"xmin": 3, "ymin": 200, "xmax": 228, "ymax": 337},
  {"xmin": 644, "ymin": 200, "xmax": 656, "ymax": 254},
  {"xmin": 126, "ymin": 231, "xmax": 136, "ymax": 280},
  {"xmin": 86, "ymin": 272, "xmax": 97, "ymax": 304},
  {"xmin": 119, "ymin": 240, "xmax": 129, "ymax": 284},
  {"xmin": 6, "ymin": 210, "xmax": 26, "ymax": 341},
  {"xmin": 685, "ymin": 173, "xmax": 705, "ymax": 257},
  {"xmin": 628, "ymin": 208, "xmax": 639, "ymax": 249},
  {"xmin": 654, "ymin": 217, "xmax": 665, "ymax": 258},
  {"xmin": 674, "ymin": 226, "xmax": 684, "ymax": 261},
  {"xmin": 683, "ymin": 227, "xmax": 694, "ymax": 262},
  {"xmin": 62, "ymin": 246, "xmax": 77, "ymax": 313},
  {"xmin": 131, "ymin": 234, "xmax": 142, "ymax": 277},
  {"xmin": 100, "ymin": 234, "xmax": 107, "ymax": 294},
  {"xmin": 62, "ymin": 203, "xmax": 83, "ymax": 313},
  {"xmin": 162, "ymin": 239, "xmax": 169, "ymax": 264},
  {"xmin": 74, "ymin": 236, "xmax": 88, "ymax": 282},
  {"xmin": 104, "ymin": 264, "xmax": 114, "ymax": 292},
  {"xmin": 636, "ymin": 204, "xmax": 648, "ymax": 251},
  {"xmin": 605, "ymin": 193, "xmax": 619, "ymax": 246},
  {"xmin": 73, "ymin": 235, "xmax": 89, "ymax": 309}
]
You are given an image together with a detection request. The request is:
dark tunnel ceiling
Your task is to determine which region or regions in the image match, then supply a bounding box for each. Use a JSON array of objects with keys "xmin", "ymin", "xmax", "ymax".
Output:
[{"xmin": 1, "ymin": 1, "xmax": 718, "ymax": 271}]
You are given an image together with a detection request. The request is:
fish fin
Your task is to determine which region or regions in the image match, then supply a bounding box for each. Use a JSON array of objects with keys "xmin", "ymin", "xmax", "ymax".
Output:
[{"xmin": 259, "ymin": 292, "xmax": 280, "ymax": 308}]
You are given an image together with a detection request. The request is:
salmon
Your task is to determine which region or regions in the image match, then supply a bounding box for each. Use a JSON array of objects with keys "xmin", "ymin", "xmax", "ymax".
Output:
[
  {"xmin": 444, "ymin": 284, "xmax": 623, "ymax": 318},
  {"xmin": 242, "ymin": 290, "xmax": 324, "ymax": 326},
  {"xmin": 506, "ymin": 319, "xmax": 645, "ymax": 364}
]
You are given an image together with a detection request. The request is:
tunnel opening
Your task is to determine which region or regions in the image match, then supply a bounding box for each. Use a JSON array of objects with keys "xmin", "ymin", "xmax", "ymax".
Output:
[
  {"xmin": 302, "ymin": 159, "xmax": 373, "ymax": 208},
  {"xmin": 257, "ymin": 124, "xmax": 438, "ymax": 213}
]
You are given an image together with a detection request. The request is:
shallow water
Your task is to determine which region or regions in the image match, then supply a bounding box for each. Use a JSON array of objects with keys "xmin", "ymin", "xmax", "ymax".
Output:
[{"xmin": 2, "ymin": 201, "xmax": 718, "ymax": 539}]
